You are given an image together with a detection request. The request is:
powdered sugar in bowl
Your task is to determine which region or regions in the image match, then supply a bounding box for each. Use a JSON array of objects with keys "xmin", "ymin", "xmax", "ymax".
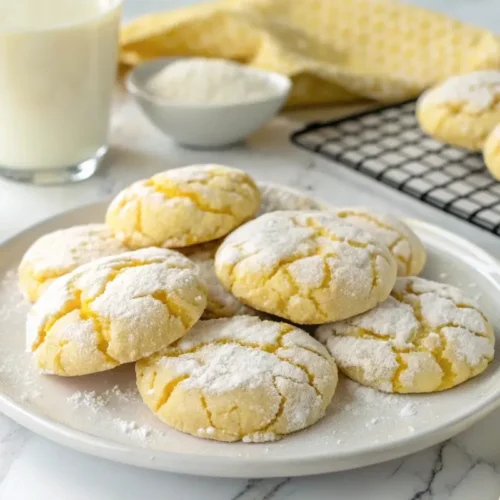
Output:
[{"xmin": 126, "ymin": 57, "xmax": 291, "ymax": 148}]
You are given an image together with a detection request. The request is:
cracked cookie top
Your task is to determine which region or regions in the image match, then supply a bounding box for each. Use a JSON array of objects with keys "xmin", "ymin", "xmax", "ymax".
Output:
[
  {"xmin": 26, "ymin": 248, "xmax": 207, "ymax": 376},
  {"xmin": 182, "ymin": 182, "xmax": 325, "ymax": 320},
  {"xmin": 18, "ymin": 224, "xmax": 128, "ymax": 302},
  {"xmin": 417, "ymin": 71, "xmax": 500, "ymax": 150},
  {"xmin": 315, "ymin": 277, "xmax": 495, "ymax": 393},
  {"xmin": 214, "ymin": 211, "xmax": 397, "ymax": 324},
  {"xmin": 105, "ymin": 164, "xmax": 260, "ymax": 249},
  {"xmin": 332, "ymin": 208, "xmax": 426, "ymax": 277},
  {"xmin": 136, "ymin": 315, "xmax": 338, "ymax": 443}
]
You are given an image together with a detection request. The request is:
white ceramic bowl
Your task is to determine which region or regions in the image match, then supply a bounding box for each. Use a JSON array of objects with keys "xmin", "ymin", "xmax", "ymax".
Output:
[{"xmin": 126, "ymin": 58, "xmax": 291, "ymax": 148}]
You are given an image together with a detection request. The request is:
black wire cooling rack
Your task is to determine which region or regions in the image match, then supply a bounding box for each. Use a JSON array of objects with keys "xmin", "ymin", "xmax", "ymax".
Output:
[{"xmin": 291, "ymin": 100, "xmax": 500, "ymax": 236}]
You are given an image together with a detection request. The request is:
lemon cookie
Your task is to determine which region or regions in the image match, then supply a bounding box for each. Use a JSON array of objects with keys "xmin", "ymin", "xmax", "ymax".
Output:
[
  {"xmin": 417, "ymin": 71, "xmax": 500, "ymax": 150},
  {"xmin": 215, "ymin": 211, "xmax": 397, "ymax": 324},
  {"xmin": 182, "ymin": 241, "xmax": 257, "ymax": 319},
  {"xmin": 316, "ymin": 277, "xmax": 495, "ymax": 393},
  {"xmin": 183, "ymin": 182, "xmax": 326, "ymax": 319},
  {"xmin": 257, "ymin": 182, "xmax": 326, "ymax": 215},
  {"xmin": 106, "ymin": 164, "xmax": 260, "ymax": 249},
  {"xmin": 332, "ymin": 208, "xmax": 426, "ymax": 276},
  {"xmin": 483, "ymin": 123, "xmax": 500, "ymax": 180},
  {"xmin": 136, "ymin": 315, "xmax": 338, "ymax": 442},
  {"xmin": 18, "ymin": 224, "xmax": 128, "ymax": 302},
  {"xmin": 27, "ymin": 248, "xmax": 207, "ymax": 376}
]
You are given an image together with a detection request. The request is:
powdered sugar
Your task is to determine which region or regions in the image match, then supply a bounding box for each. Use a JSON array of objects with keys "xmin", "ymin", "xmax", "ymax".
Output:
[
  {"xmin": 146, "ymin": 58, "xmax": 281, "ymax": 105},
  {"xmin": 242, "ymin": 432, "xmax": 278, "ymax": 443},
  {"xmin": 0, "ymin": 269, "xmax": 26, "ymax": 322},
  {"xmin": 197, "ymin": 426, "xmax": 216, "ymax": 436},
  {"xmin": 113, "ymin": 418, "xmax": 153, "ymax": 441},
  {"xmin": 400, "ymin": 402, "xmax": 418, "ymax": 417},
  {"xmin": 215, "ymin": 211, "xmax": 396, "ymax": 323},
  {"xmin": 19, "ymin": 224, "xmax": 127, "ymax": 278},
  {"xmin": 27, "ymin": 247, "xmax": 206, "ymax": 373},
  {"xmin": 333, "ymin": 207, "xmax": 426, "ymax": 276},
  {"xmin": 187, "ymin": 249, "xmax": 256, "ymax": 318},
  {"xmin": 420, "ymin": 70, "xmax": 500, "ymax": 112},
  {"xmin": 106, "ymin": 164, "xmax": 260, "ymax": 249},
  {"xmin": 64, "ymin": 385, "xmax": 162, "ymax": 445},
  {"xmin": 316, "ymin": 277, "xmax": 494, "ymax": 393},
  {"xmin": 67, "ymin": 390, "xmax": 109, "ymax": 413},
  {"xmin": 326, "ymin": 296, "xmax": 419, "ymax": 348},
  {"xmin": 143, "ymin": 316, "xmax": 337, "ymax": 440},
  {"xmin": 67, "ymin": 385, "xmax": 137, "ymax": 413},
  {"xmin": 163, "ymin": 317, "xmax": 332, "ymax": 397},
  {"xmin": 288, "ymin": 255, "xmax": 325, "ymax": 287},
  {"xmin": 257, "ymin": 182, "xmax": 326, "ymax": 215}
]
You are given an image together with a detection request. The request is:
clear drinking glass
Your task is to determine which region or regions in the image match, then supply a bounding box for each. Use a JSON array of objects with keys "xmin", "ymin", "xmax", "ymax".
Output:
[{"xmin": 0, "ymin": 0, "xmax": 122, "ymax": 184}]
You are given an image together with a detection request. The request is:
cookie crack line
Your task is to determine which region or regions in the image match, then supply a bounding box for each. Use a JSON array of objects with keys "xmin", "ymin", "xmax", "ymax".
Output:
[
  {"xmin": 154, "ymin": 374, "xmax": 190, "ymax": 412},
  {"xmin": 341, "ymin": 284, "xmax": 492, "ymax": 392},
  {"xmin": 392, "ymin": 292, "xmax": 457, "ymax": 391},
  {"xmin": 167, "ymin": 335, "xmax": 325, "ymax": 364},
  {"xmin": 300, "ymin": 214, "xmax": 392, "ymax": 278},
  {"xmin": 227, "ymin": 246, "xmax": 344, "ymax": 321},
  {"xmin": 400, "ymin": 281, "xmax": 490, "ymax": 324},
  {"xmin": 259, "ymin": 377, "xmax": 286, "ymax": 434},
  {"xmin": 200, "ymin": 395, "xmax": 216, "ymax": 429},
  {"xmin": 276, "ymin": 356, "xmax": 322, "ymax": 397},
  {"xmin": 32, "ymin": 258, "xmax": 190, "ymax": 362},
  {"xmin": 145, "ymin": 179, "xmax": 238, "ymax": 217},
  {"xmin": 335, "ymin": 210, "xmax": 411, "ymax": 270},
  {"xmin": 159, "ymin": 339, "xmax": 327, "ymax": 396}
]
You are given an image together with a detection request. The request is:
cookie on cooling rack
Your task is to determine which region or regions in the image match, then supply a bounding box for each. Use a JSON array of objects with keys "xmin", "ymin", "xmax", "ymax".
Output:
[
  {"xmin": 417, "ymin": 71, "xmax": 500, "ymax": 150},
  {"xmin": 483, "ymin": 123, "xmax": 500, "ymax": 180}
]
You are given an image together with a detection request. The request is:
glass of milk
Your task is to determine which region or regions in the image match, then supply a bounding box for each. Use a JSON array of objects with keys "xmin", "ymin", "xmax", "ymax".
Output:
[{"xmin": 0, "ymin": 0, "xmax": 122, "ymax": 184}]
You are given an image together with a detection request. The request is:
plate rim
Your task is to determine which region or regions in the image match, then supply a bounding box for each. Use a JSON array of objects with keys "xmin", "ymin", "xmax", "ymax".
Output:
[{"xmin": 1, "ymin": 200, "xmax": 500, "ymax": 477}]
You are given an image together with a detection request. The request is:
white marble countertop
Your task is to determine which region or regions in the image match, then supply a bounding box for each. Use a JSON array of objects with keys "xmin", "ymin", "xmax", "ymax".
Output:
[{"xmin": 1, "ymin": 1, "xmax": 500, "ymax": 499}]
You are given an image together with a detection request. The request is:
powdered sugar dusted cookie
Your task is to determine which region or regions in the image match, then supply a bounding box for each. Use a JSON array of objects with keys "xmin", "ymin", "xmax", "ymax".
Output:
[
  {"xmin": 417, "ymin": 71, "xmax": 500, "ymax": 150},
  {"xmin": 257, "ymin": 182, "xmax": 326, "ymax": 215},
  {"xmin": 332, "ymin": 208, "xmax": 426, "ymax": 276},
  {"xmin": 136, "ymin": 316, "xmax": 338, "ymax": 442},
  {"xmin": 182, "ymin": 182, "xmax": 326, "ymax": 319},
  {"xmin": 106, "ymin": 164, "xmax": 260, "ymax": 249},
  {"xmin": 483, "ymin": 123, "xmax": 500, "ymax": 180},
  {"xmin": 316, "ymin": 277, "xmax": 495, "ymax": 393},
  {"xmin": 18, "ymin": 224, "xmax": 128, "ymax": 302},
  {"xmin": 27, "ymin": 248, "xmax": 207, "ymax": 376},
  {"xmin": 215, "ymin": 211, "xmax": 397, "ymax": 324}
]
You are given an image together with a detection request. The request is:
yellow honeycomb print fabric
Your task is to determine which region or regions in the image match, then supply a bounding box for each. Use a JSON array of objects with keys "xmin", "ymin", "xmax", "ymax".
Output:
[{"xmin": 120, "ymin": 0, "xmax": 500, "ymax": 107}]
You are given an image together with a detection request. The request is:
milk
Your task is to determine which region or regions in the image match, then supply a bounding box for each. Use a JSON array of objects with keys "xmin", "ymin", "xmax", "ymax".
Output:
[{"xmin": 0, "ymin": 0, "xmax": 121, "ymax": 171}]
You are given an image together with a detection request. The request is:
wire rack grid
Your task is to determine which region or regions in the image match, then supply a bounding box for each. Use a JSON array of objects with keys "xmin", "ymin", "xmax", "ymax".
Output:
[{"xmin": 291, "ymin": 101, "xmax": 500, "ymax": 236}]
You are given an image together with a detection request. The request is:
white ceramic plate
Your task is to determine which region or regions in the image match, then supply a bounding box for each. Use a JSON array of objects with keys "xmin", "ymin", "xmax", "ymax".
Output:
[{"xmin": 1, "ymin": 202, "xmax": 500, "ymax": 478}]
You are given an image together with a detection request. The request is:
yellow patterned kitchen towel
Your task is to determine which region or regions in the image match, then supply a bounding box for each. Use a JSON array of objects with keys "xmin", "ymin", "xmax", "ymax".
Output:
[{"xmin": 120, "ymin": 0, "xmax": 500, "ymax": 107}]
